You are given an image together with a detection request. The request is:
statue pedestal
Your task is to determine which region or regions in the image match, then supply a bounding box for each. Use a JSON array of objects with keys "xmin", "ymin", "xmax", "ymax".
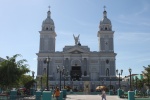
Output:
[
  {"xmin": 128, "ymin": 91, "xmax": 135, "ymax": 100},
  {"xmin": 42, "ymin": 91, "xmax": 52, "ymax": 100},
  {"xmin": 10, "ymin": 90, "xmax": 17, "ymax": 100},
  {"xmin": 58, "ymin": 91, "xmax": 63, "ymax": 100},
  {"xmin": 62, "ymin": 89, "xmax": 67, "ymax": 98},
  {"xmin": 117, "ymin": 89, "xmax": 123, "ymax": 97},
  {"xmin": 109, "ymin": 90, "xmax": 113, "ymax": 95},
  {"xmin": 36, "ymin": 91, "xmax": 42, "ymax": 100},
  {"xmin": 30, "ymin": 88, "xmax": 35, "ymax": 95}
]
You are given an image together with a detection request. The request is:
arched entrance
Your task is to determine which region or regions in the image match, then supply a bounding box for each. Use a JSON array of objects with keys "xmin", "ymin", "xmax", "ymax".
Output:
[{"xmin": 70, "ymin": 64, "xmax": 82, "ymax": 81}]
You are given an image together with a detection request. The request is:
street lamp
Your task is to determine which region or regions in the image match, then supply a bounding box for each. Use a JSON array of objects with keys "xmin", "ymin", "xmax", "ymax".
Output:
[
  {"xmin": 32, "ymin": 71, "xmax": 35, "ymax": 89},
  {"xmin": 102, "ymin": 79, "xmax": 104, "ymax": 86},
  {"xmin": 128, "ymin": 68, "xmax": 132, "ymax": 91},
  {"xmin": 116, "ymin": 69, "xmax": 123, "ymax": 89},
  {"xmin": 41, "ymin": 77, "xmax": 42, "ymax": 90},
  {"xmin": 32, "ymin": 71, "xmax": 35, "ymax": 79},
  {"xmin": 63, "ymin": 70, "xmax": 68, "ymax": 89},
  {"xmin": 56, "ymin": 65, "xmax": 65, "ymax": 91},
  {"xmin": 44, "ymin": 56, "xmax": 50, "ymax": 91}
]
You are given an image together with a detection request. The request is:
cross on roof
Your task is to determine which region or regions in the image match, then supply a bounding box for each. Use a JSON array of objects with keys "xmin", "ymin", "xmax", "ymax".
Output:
[
  {"xmin": 104, "ymin": 6, "xmax": 106, "ymax": 11},
  {"xmin": 48, "ymin": 6, "xmax": 50, "ymax": 11}
]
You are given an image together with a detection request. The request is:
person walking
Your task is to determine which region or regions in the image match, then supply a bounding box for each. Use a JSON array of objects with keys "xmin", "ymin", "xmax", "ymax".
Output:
[
  {"xmin": 54, "ymin": 87, "xmax": 60, "ymax": 100},
  {"xmin": 101, "ymin": 90, "xmax": 106, "ymax": 100}
]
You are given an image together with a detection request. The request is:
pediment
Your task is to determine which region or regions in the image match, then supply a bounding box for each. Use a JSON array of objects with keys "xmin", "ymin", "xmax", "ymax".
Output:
[{"xmin": 64, "ymin": 46, "xmax": 88, "ymax": 53}]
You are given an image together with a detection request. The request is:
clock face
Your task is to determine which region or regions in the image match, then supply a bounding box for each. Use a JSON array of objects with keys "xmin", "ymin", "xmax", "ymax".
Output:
[{"xmin": 106, "ymin": 59, "xmax": 109, "ymax": 64}]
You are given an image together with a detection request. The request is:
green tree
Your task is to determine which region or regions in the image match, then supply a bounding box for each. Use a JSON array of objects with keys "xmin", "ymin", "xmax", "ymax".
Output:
[
  {"xmin": 0, "ymin": 54, "xmax": 30, "ymax": 89},
  {"xmin": 134, "ymin": 77, "xmax": 139, "ymax": 89},
  {"xmin": 142, "ymin": 65, "xmax": 150, "ymax": 89},
  {"xmin": 131, "ymin": 78, "xmax": 135, "ymax": 90},
  {"xmin": 24, "ymin": 80, "xmax": 35, "ymax": 89},
  {"xmin": 19, "ymin": 75, "xmax": 33, "ymax": 87},
  {"xmin": 137, "ymin": 79, "xmax": 144, "ymax": 90}
]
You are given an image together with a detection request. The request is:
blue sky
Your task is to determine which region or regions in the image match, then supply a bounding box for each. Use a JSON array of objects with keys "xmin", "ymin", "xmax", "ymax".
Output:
[{"xmin": 0, "ymin": 0, "xmax": 150, "ymax": 77}]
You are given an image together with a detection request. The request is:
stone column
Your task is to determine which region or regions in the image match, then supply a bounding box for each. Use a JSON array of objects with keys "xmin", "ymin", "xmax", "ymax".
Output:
[
  {"xmin": 86, "ymin": 58, "xmax": 89, "ymax": 75},
  {"xmin": 101, "ymin": 59, "xmax": 105, "ymax": 76},
  {"xmin": 82, "ymin": 58, "xmax": 85, "ymax": 76},
  {"xmin": 68, "ymin": 58, "xmax": 71, "ymax": 80}
]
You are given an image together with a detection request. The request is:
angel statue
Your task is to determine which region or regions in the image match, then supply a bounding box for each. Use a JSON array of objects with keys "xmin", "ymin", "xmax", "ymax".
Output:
[{"xmin": 73, "ymin": 34, "xmax": 80, "ymax": 45}]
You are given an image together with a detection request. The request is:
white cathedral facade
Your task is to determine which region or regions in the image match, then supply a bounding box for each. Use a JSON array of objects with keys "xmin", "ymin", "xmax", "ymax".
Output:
[{"xmin": 36, "ymin": 8, "xmax": 120, "ymax": 91}]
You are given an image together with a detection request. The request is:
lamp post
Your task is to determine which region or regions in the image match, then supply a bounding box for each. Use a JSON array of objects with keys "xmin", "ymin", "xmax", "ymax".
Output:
[
  {"xmin": 41, "ymin": 77, "xmax": 42, "ymax": 90},
  {"xmin": 32, "ymin": 71, "xmax": 35, "ymax": 79},
  {"xmin": 44, "ymin": 56, "xmax": 50, "ymax": 91},
  {"xmin": 32, "ymin": 71, "xmax": 35, "ymax": 89},
  {"xmin": 128, "ymin": 68, "xmax": 132, "ymax": 91},
  {"xmin": 63, "ymin": 70, "xmax": 68, "ymax": 89},
  {"xmin": 116, "ymin": 69, "xmax": 123, "ymax": 89},
  {"xmin": 128, "ymin": 68, "xmax": 135, "ymax": 100},
  {"xmin": 109, "ymin": 77, "xmax": 113, "ymax": 95},
  {"xmin": 101, "ymin": 79, "xmax": 104, "ymax": 86},
  {"xmin": 56, "ymin": 65, "xmax": 65, "ymax": 91}
]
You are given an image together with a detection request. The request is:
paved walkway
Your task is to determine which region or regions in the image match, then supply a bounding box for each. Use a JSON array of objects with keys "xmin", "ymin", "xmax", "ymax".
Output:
[{"xmin": 66, "ymin": 95, "xmax": 125, "ymax": 100}]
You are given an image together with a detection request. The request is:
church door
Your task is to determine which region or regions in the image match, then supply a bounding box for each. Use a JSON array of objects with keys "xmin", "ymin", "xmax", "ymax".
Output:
[{"xmin": 70, "ymin": 65, "xmax": 82, "ymax": 81}]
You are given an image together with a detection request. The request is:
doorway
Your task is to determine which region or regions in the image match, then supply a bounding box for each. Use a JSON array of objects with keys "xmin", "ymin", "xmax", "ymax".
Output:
[{"xmin": 70, "ymin": 65, "xmax": 82, "ymax": 81}]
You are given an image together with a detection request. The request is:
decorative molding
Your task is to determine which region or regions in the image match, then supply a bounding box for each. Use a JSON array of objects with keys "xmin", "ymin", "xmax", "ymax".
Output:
[
  {"xmin": 90, "ymin": 60, "xmax": 98, "ymax": 63},
  {"xmin": 55, "ymin": 60, "xmax": 63, "ymax": 63}
]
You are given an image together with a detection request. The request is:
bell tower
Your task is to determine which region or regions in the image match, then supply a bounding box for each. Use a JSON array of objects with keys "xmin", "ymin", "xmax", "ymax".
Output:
[
  {"xmin": 97, "ymin": 7, "xmax": 114, "ymax": 52},
  {"xmin": 39, "ymin": 7, "xmax": 56, "ymax": 53}
]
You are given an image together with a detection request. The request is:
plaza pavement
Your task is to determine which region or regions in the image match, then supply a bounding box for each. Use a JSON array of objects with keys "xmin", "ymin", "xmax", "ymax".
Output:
[{"xmin": 65, "ymin": 95, "xmax": 125, "ymax": 100}]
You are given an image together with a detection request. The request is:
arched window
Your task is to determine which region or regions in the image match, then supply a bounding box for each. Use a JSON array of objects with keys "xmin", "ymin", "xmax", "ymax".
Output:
[
  {"xmin": 106, "ymin": 68, "xmax": 109, "ymax": 76},
  {"xmin": 46, "ymin": 27, "xmax": 48, "ymax": 30}
]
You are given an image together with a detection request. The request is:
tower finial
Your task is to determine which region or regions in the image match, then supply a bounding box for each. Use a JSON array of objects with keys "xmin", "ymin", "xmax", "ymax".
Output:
[
  {"xmin": 48, "ymin": 6, "xmax": 50, "ymax": 11},
  {"xmin": 103, "ymin": 6, "xmax": 106, "ymax": 11},
  {"xmin": 47, "ymin": 6, "xmax": 51, "ymax": 18}
]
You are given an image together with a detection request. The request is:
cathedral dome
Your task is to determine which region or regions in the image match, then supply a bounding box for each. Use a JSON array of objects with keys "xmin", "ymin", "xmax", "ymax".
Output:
[
  {"xmin": 42, "ymin": 11, "xmax": 54, "ymax": 25},
  {"xmin": 99, "ymin": 9, "xmax": 112, "ymax": 31},
  {"xmin": 100, "ymin": 11, "xmax": 111, "ymax": 25},
  {"xmin": 41, "ymin": 10, "xmax": 55, "ymax": 31},
  {"xmin": 43, "ymin": 18, "xmax": 54, "ymax": 25}
]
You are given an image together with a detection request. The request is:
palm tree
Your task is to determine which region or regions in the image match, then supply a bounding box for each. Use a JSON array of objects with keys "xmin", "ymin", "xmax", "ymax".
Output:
[{"xmin": 142, "ymin": 65, "xmax": 150, "ymax": 89}]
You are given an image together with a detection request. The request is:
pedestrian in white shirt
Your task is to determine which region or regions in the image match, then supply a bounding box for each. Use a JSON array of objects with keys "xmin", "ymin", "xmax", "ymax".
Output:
[{"xmin": 101, "ymin": 90, "xmax": 106, "ymax": 100}]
